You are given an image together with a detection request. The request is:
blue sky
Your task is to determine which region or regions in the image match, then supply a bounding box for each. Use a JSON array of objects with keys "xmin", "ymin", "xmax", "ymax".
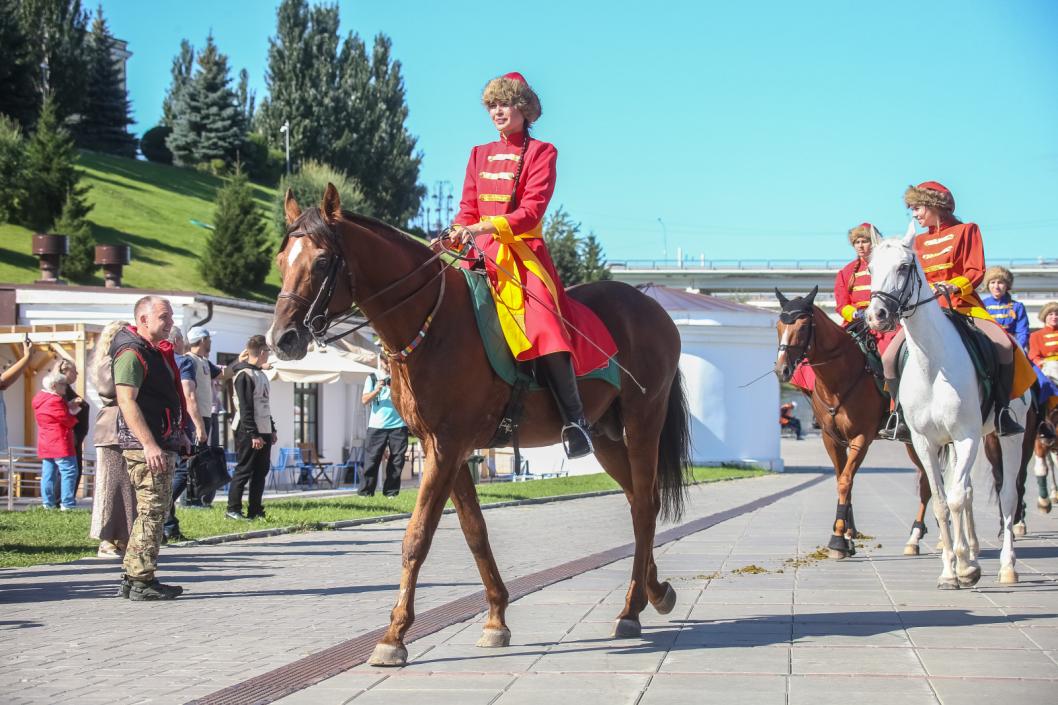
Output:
[{"xmin": 102, "ymin": 0, "xmax": 1058, "ymax": 263}]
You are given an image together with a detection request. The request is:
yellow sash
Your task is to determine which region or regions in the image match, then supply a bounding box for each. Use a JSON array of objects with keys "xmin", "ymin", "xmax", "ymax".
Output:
[{"xmin": 483, "ymin": 216, "xmax": 562, "ymax": 357}]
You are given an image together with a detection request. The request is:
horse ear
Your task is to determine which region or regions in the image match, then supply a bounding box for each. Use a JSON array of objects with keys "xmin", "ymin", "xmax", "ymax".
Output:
[
  {"xmin": 284, "ymin": 189, "xmax": 302, "ymax": 226},
  {"xmin": 902, "ymin": 221, "xmax": 917, "ymax": 247},
  {"xmin": 774, "ymin": 288, "xmax": 790, "ymax": 306},
  {"xmin": 806, "ymin": 285, "xmax": 819, "ymax": 305},
  {"xmin": 321, "ymin": 182, "xmax": 342, "ymax": 223},
  {"xmin": 869, "ymin": 224, "xmax": 882, "ymax": 246}
]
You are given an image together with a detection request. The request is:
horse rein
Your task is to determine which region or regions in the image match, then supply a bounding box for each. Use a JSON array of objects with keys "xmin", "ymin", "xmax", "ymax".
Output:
[{"xmin": 869, "ymin": 256, "xmax": 947, "ymax": 320}]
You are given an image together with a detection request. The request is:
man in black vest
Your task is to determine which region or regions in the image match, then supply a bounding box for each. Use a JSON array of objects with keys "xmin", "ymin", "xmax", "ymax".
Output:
[{"xmin": 112, "ymin": 296, "xmax": 190, "ymax": 601}]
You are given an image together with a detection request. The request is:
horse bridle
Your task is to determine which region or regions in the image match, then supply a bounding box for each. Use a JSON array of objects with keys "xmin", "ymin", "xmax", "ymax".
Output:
[
  {"xmin": 869, "ymin": 253, "xmax": 947, "ymax": 319},
  {"xmin": 277, "ymin": 249, "xmax": 356, "ymax": 343},
  {"xmin": 777, "ymin": 309, "xmax": 815, "ymax": 371}
]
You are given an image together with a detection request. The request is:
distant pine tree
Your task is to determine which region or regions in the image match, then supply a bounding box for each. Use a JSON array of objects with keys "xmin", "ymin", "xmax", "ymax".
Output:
[
  {"xmin": 76, "ymin": 7, "xmax": 135, "ymax": 156},
  {"xmin": 543, "ymin": 207, "xmax": 584, "ymax": 287},
  {"xmin": 0, "ymin": 0, "xmax": 40, "ymax": 127},
  {"xmin": 18, "ymin": 0, "xmax": 90, "ymax": 123},
  {"xmin": 21, "ymin": 96, "xmax": 84, "ymax": 231},
  {"xmin": 161, "ymin": 39, "xmax": 194, "ymax": 127},
  {"xmin": 201, "ymin": 168, "xmax": 269, "ymax": 292},
  {"xmin": 579, "ymin": 233, "xmax": 612, "ymax": 283},
  {"xmin": 167, "ymin": 34, "xmax": 245, "ymax": 168},
  {"xmin": 0, "ymin": 115, "xmax": 27, "ymax": 223},
  {"xmin": 54, "ymin": 187, "xmax": 95, "ymax": 281}
]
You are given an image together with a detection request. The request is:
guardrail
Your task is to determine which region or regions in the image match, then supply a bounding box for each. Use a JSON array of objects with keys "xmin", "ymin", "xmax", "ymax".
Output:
[
  {"xmin": 609, "ymin": 258, "xmax": 1058, "ymax": 271},
  {"xmin": 1, "ymin": 445, "xmax": 95, "ymax": 511}
]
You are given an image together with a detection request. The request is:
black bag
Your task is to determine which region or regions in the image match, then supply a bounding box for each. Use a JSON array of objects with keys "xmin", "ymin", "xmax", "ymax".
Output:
[{"xmin": 187, "ymin": 446, "xmax": 231, "ymax": 494}]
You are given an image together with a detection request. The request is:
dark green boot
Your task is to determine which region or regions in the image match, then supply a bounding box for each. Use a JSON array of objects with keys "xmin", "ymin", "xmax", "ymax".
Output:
[{"xmin": 128, "ymin": 578, "xmax": 184, "ymax": 601}]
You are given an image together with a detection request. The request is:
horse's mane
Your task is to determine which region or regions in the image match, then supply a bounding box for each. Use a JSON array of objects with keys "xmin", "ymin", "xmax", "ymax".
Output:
[{"xmin": 280, "ymin": 206, "xmax": 429, "ymax": 257}]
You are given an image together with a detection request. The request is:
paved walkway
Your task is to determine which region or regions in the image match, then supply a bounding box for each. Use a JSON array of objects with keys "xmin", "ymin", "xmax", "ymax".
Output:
[{"xmin": 2, "ymin": 439, "xmax": 1056, "ymax": 704}]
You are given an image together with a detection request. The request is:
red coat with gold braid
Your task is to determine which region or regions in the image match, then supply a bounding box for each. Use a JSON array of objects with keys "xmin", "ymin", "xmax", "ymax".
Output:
[
  {"xmin": 1029, "ymin": 326, "xmax": 1058, "ymax": 367},
  {"xmin": 454, "ymin": 130, "xmax": 617, "ymax": 374}
]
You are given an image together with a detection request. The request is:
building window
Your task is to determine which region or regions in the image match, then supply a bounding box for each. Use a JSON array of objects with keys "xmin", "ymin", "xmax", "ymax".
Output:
[{"xmin": 294, "ymin": 383, "xmax": 319, "ymax": 448}]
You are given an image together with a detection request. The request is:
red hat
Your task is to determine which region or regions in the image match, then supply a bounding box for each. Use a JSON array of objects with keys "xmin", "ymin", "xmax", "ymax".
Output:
[
  {"xmin": 904, "ymin": 181, "xmax": 955, "ymax": 212},
  {"xmin": 503, "ymin": 72, "xmax": 528, "ymax": 84}
]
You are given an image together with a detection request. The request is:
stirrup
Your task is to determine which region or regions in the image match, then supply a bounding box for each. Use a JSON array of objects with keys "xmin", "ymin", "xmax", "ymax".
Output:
[
  {"xmin": 561, "ymin": 422, "xmax": 594, "ymax": 459},
  {"xmin": 878, "ymin": 412, "xmax": 900, "ymax": 441},
  {"xmin": 996, "ymin": 407, "xmax": 1024, "ymax": 437}
]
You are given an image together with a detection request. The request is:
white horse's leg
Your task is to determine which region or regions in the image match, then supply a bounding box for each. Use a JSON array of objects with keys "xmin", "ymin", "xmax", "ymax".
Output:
[
  {"xmin": 998, "ymin": 432, "xmax": 1022, "ymax": 584},
  {"xmin": 946, "ymin": 438, "xmax": 981, "ymax": 587},
  {"xmin": 963, "ymin": 484, "xmax": 979, "ymax": 562},
  {"xmin": 914, "ymin": 436, "xmax": 957, "ymax": 588}
]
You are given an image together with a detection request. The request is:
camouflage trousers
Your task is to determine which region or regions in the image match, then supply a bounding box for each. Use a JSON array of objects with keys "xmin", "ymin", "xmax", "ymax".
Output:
[{"xmin": 121, "ymin": 450, "xmax": 176, "ymax": 581}]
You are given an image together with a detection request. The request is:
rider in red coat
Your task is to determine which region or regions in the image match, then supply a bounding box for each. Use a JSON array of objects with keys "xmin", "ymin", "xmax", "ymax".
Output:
[
  {"xmin": 448, "ymin": 72, "xmax": 617, "ymax": 459},
  {"xmin": 880, "ymin": 181, "xmax": 1028, "ymax": 440},
  {"xmin": 834, "ymin": 222, "xmax": 897, "ymax": 352}
]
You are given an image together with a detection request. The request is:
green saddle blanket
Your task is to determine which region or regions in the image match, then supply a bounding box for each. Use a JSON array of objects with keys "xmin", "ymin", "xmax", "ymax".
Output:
[{"xmin": 461, "ymin": 269, "xmax": 620, "ymax": 391}]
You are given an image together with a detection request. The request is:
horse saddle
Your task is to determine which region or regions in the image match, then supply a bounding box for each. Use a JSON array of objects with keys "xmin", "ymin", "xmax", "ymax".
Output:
[
  {"xmin": 895, "ymin": 309, "xmax": 996, "ymax": 422},
  {"xmin": 462, "ymin": 269, "xmax": 620, "ymax": 447}
]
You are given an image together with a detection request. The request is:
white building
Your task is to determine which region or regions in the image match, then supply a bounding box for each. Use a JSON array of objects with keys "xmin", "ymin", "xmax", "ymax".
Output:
[
  {"xmin": 520, "ymin": 284, "xmax": 782, "ymax": 475},
  {"xmin": 0, "ymin": 284, "xmax": 376, "ymax": 476}
]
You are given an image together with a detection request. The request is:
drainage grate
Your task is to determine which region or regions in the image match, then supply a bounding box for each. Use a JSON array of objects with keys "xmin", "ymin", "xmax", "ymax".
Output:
[{"xmin": 188, "ymin": 473, "xmax": 825, "ymax": 705}]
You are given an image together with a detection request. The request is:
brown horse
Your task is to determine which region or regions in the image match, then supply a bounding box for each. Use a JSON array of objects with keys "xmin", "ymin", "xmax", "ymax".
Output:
[
  {"xmin": 773, "ymin": 287, "xmax": 931, "ymax": 557},
  {"xmin": 268, "ymin": 185, "xmax": 690, "ymax": 666}
]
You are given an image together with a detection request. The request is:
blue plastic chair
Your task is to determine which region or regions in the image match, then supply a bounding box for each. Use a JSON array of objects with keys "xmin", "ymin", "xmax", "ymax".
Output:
[{"xmin": 268, "ymin": 447, "xmax": 302, "ymax": 492}]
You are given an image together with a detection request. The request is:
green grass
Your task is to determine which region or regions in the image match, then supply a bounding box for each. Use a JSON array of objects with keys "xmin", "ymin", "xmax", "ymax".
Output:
[
  {"xmin": 0, "ymin": 151, "xmax": 282, "ymax": 300},
  {"xmin": 0, "ymin": 466, "xmax": 766, "ymax": 569}
]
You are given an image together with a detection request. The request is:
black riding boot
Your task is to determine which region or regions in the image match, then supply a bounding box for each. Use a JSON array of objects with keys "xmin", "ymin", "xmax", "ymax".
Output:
[
  {"xmin": 880, "ymin": 377, "xmax": 912, "ymax": 443},
  {"xmin": 537, "ymin": 352, "xmax": 593, "ymax": 459},
  {"xmin": 995, "ymin": 361, "xmax": 1025, "ymax": 437}
]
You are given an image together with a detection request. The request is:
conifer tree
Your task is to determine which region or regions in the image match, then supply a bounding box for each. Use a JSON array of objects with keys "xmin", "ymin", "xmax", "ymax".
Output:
[
  {"xmin": 21, "ymin": 96, "xmax": 83, "ymax": 231},
  {"xmin": 161, "ymin": 40, "xmax": 194, "ymax": 127},
  {"xmin": 579, "ymin": 233, "xmax": 612, "ymax": 283},
  {"xmin": 18, "ymin": 0, "xmax": 90, "ymax": 123},
  {"xmin": 0, "ymin": 115, "xmax": 27, "ymax": 222},
  {"xmin": 166, "ymin": 35, "xmax": 244, "ymax": 167},
  {"xmin": 54, "ymin": 188, "xmax": 95, "ymax": 280},
  {"xmin": 236, "ymin": 68, "xmax": 255, "ymax": 128},
  {"xmin": 543, "ymin": 207, "xmax": 584, "ymax": 286},
  {"xmin": 201, "ymin": 168, "xmax": 270, "ymax": 292},
  {"xmin": 0, "ymin": 0, "xmax": 40, "ymax": 127},
  {"xmin": 77, "ymin": 6, "xmax": 135, "ymax": 156}
]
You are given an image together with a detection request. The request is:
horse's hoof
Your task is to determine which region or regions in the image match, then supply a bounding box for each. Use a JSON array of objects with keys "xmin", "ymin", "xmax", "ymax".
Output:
[
  {"xmin": 1013, "ymin": 521, "xmax": 1027, "ymax": 538},
  {"xmin": 475, "ymin": 627, "xmax": 511, "ymax": 648},
  {"xmin": 827, "ymin": 535, "xmax": 850, "ymax": 559},
  {"xmin": 999, "ymin": 567, "xmax": 1019, "ymax": 585},
  {"xmin": 1038, "ymin": 497, "xmax": 1052, "ymax": 514},
  {"xmin": 937, "ymin": 577, "xmax": 960, "ymax": 590},
  {"xmin": 367, "ymin": 642, "xmax": 408, "ymax": 667},
  {"xmin": 903, "ymin": 543, "xmax": 920, "ymax": 556},
  {"xmin": 827, "ymin": 548, "xmax": 849, "ymax": 559},
  {"xmin": 651, "ymin": 583, "xmax": 677, "ymax": 615},
  {"xmin": 612, "ymin": 618, "xmax": 642, "ymax": 638},
  {"xmin": 1051, "ymin": 490, "xmax": 1058, "ymax": 503},
  {"xmin": 958, "ymin": 567, "xmax": 982, "ymax": 588}
]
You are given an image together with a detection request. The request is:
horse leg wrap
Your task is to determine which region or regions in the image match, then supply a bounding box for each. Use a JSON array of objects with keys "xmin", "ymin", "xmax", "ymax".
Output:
[
  {"xmin": 912, "ymin": 520, "xmax": 928, "ymax": 538},
  {"xmin": 1038, "ymin": 476, "xmax": 1050, "ymax": 498},
  {"xmin": 833, "ymin": 503, "xmax": 856, "ymax": 555}
]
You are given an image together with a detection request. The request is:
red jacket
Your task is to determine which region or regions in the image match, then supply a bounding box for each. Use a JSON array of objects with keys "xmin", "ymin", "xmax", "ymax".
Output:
[
  {"xmin": 914, "ymin": 221, "xmax": 987, "ymax": 317},
  {"xmin": 834, "ymin": 257, "xmax": 871, "ymax": 323},
  {"xmin": 32, "ymin": 390, "xmax": 77, "ymax": 459},
  {"xmin": 1030, "ymin": 326, "xmax": 1058, "ymax": 366}
]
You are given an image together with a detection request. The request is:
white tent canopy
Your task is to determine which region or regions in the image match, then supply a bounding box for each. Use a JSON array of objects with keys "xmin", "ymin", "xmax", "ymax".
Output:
[{"xmin": 266, "ymin": 345, "xmax": 377, "ymax": 384}]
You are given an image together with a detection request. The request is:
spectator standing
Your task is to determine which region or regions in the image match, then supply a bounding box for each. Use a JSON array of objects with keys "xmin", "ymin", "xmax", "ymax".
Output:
[
  {"xmin": 112, "ymin": 296, "xmax": 189, "ymax": 600},
  {"xmin": 359, "ymin": 356, "xmax": 409, "ymax": 497},
  {"xmin": 33, "ymin": 371, "xmax": 83, "ymax": 509},
  {"xmin": 226, "ymin": 335, "xmax": 276, "ymax": 520},
  {"xmin": 163, "ymin": 326, "xmax": 197, "ymax": 543},
  {"xmin": 1, "ymin": 336, "xmax": 33, "ymax": 453},
  {"xmin": 58, "ymin": 359, "xmax": 91, "ymax": 491},
  {"xmin": 183, "ymin": 326, "xmax": 226, "ymax": 504},
  {"xmin": 89, "ymin": 321, "xmax": 135, "ymax": 559}
]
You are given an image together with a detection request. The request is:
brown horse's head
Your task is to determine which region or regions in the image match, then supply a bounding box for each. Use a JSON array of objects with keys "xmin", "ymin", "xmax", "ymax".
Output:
[
  {"xmin": 773, "ymin": 286, "xmax": 818, "ymax": 382},
  {"xmin": 268, "ymin": 184, "xmax": 353, "ymax": 361}
]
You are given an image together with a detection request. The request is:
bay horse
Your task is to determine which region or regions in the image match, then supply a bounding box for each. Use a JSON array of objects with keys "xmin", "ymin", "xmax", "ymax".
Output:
[
  {"xmin": 772, "ymin": 286, "xmax": 931, "ymax": 558},
  {"xmin": 268, "ymin": 185, "xmax": 690, "ymax": 666},
  {"xmin": 866, "ymin": 226, "xmax": 1033, "ymax": 588}
]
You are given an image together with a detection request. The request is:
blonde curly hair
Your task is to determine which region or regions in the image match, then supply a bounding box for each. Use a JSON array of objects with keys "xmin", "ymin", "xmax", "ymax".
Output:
[{"xmin": 482, "ymin": 74, "xmax": 541, "ymax": 125}]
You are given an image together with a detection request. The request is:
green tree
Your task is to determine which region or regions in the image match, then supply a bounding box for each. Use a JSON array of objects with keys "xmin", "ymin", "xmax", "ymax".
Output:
[
  {"xmin": 258, "ymin": 0, "xmax": 422, "ymax": 224},
  {"xmin": 579, "ymin": 233, "xmax": 612, "ymax": 283},
  {"xmin": 273, "ymin": 159, "xmax": 368, "ymax": 237},
  {"xmin": 201, "ymin": 168, "xmax": 270, "ymax": 292},
  {"xmin": 161, "ymin": 39, "xmax": 194, "ymax": 127},
  {"xmin": 0, "ymin": 115, "xmax": 27, "ymax": 222},
  {"xmin": 54, "ymin": 188, "xmax": 94, "ymax": 281},
  {"xmin": 543, "ymin": 207, "xmax": 583, "ymax": 286},
  {"xmin": 236, "ymin": 68, "xmax": 255, "ymax": 128},
  {"xmin": 166, "ymin": 34, "xmax": 245, "ymax": 167},
  {"xmin": 0, "ymin": 0, "xmax": 39, "ymax": 127},
  {"xmin": 18, "ymin": 0, "xmax": 90, "ymax": 123},
  {"xmin": 76, "ymin": 6, "xmax": 135, "ymax": 156},
  {"xmin": 20, "ymin": 96, "xmax": 84, "ymax": 231}
]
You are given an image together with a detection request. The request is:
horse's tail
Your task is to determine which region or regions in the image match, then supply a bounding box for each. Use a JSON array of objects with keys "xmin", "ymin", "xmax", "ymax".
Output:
[{"xmin": 658, "ymin": 370, "xmax": 692, "ymax": 523}]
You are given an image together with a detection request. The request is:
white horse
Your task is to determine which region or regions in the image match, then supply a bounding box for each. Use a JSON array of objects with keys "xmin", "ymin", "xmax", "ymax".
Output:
[{"xmin": 866, "ymin": 225, "xmax": 1029, "ymax": 588}]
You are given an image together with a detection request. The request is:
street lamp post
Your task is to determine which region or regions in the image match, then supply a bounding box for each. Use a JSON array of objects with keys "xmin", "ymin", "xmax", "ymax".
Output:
[
  {"xmin": 279, "ymin": 120, "xmax": 291, "ymax": 175},
  {"xmin": 656, "ymin": 217, "xmax": 669, "ymax": 263}
]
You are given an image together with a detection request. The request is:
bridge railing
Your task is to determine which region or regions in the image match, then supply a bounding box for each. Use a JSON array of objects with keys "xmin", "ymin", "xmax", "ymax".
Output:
[{"xmin": 609, "ymin": 257, "xmax": 1058, "ymax": 271}]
